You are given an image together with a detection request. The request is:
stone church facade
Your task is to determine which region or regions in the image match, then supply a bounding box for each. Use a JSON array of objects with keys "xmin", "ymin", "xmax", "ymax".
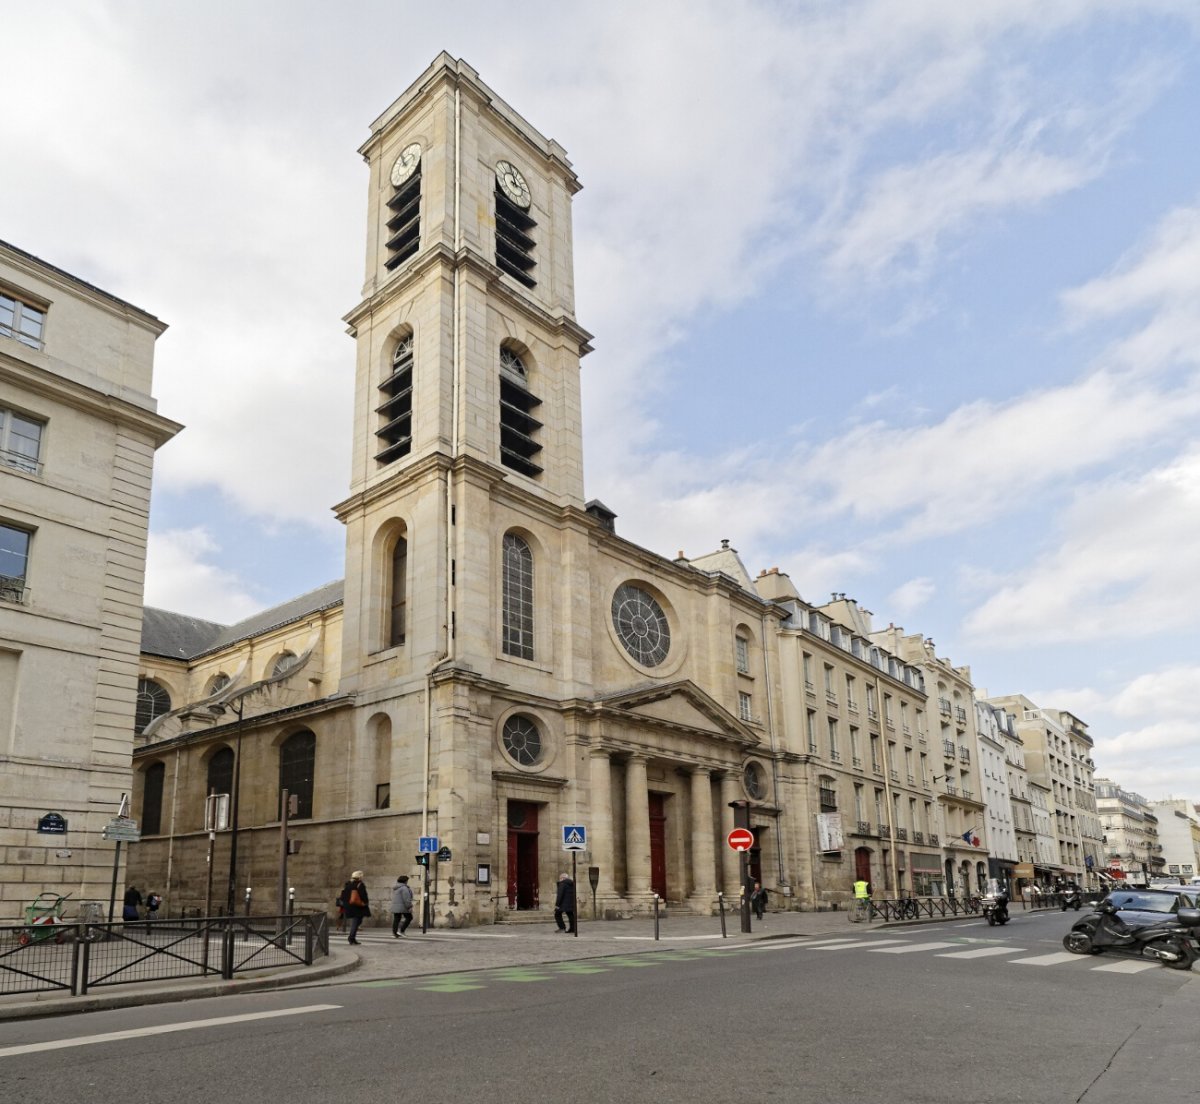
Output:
[{"xmin": 130, "ymin": 55, "xmax": 947, "ymax": 924}]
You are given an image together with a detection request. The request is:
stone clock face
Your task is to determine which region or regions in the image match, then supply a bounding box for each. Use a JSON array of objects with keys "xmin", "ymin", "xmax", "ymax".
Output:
[
  {"xmin": 495, "ymin": 159, "xmax": 531, "ymax": 209},
  {"xmin": 390, "ymin": 142, "xmax": 422, "ymax": 187},
  {"xmin": 612, "ymin": 584, "xmax": 671, "ymax": 667}
]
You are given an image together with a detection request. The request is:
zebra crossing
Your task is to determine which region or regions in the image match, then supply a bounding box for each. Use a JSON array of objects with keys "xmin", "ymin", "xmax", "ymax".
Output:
[{"xmin": 743, "ymin": 934, "xmax": 1168, "ymax": 973}]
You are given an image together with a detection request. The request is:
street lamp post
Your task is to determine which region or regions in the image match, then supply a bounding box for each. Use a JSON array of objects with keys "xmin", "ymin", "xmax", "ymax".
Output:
[{"xmin": 210, "ymin": 697, "xmax": 246, "ymax": 917}]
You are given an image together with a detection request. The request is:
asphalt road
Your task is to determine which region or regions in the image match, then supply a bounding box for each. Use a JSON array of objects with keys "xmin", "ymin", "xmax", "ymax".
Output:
[{"xmin": 1, "ymin": 912, "xmax": 1196, "ymax": 1104}]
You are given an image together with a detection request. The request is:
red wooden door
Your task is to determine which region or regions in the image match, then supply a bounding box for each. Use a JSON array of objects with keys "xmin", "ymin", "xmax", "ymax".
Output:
[
  {"xmin": 506, "ymin": 801, "xmax": 539, "ymax": 909},
  {"xmin": 649, "ymin": 793, "xmax": 667, "ymax": 899}
]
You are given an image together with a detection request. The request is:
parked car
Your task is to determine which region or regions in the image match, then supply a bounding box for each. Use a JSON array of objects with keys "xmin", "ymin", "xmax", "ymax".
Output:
[{"xmin": 1097, "ymin": 887, "xmax": 1198, "ymax": 928}]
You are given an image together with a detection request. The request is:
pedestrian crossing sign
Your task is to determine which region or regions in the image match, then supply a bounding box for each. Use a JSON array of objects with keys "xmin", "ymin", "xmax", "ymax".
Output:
[{"xmin": 562, "ymin": 824, "xmax": 587, "ymax": 851}]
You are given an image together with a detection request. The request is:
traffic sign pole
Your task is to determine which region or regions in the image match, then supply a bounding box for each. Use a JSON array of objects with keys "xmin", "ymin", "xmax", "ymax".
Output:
[{"xmin": 572, "ymin": 850, "xmax": 578, "ymax": 937}]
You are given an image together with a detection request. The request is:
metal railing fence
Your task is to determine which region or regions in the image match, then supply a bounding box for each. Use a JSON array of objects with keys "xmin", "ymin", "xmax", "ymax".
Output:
[{"xmin": 0, "ymin": 913, "xmax": 328, "ymax": 998}]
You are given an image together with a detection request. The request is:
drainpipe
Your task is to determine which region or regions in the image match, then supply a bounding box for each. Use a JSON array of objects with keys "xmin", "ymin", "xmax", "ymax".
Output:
[
  {"xmin": 876, "ymin": 675, "xmax": 901, "ymax": 895},
  {"xmin": 163, "ymin": 745, "xmax": 182, "ymax": 910}
]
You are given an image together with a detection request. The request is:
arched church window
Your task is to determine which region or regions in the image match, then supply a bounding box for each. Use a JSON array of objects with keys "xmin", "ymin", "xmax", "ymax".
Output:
[
  {"xmin": 498, "ymin": 345, "xmax": 542, "ymax": 478},
  {"xmin": 271, "ymin": 652, "xmax": 298, "ymax": 678},
  {"xmin": 135, "ymin": 678, "xmax": 171, "ymax": 734},
  {"xmin": 206, "ymin": 673, "xmax": 230, "ymax": 697},
  {"xmin": 207, "ymin": 747, "xmax": 234, "ymax": 801},
  {"xmin": 388, "ymin": 533, "xmax": 407, "ymax": 647},
  {"xmin": 611, "ymin": 584, "xmax": 671, "ymax": 668},
  {"xmin": 280, "ymin": 730, "xmax": 316, "ymax": 819},
  {"xmin": 501, "ymin": 532, "xmax": 534, "ymax": 660},
  {"xmin": 376, "ymin": 333, "xmax": 414, "ymax": 465},
  {"xmin": 141, "ymin": 762, "xmax": 165, "ymax": 835},
  {"xmin": 384, "ymin": 142, "xmax": 421, "ymax": 270}
]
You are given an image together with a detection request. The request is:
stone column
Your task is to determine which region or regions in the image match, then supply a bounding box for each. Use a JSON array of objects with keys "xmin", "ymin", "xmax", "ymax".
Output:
[
  {"xmin": 588, "ymin": 748, "xmax": 615, "ymax": 909},
  {"xmin": 624, "ymin": 754, "xmax": 652, "ymax": 899},
  {"xmin": 689, "ymin": 767, "xmax": 717, "ymax": 904},
  {"xmin": 719, "ymin": 772, "xmax": 743, "ymax": 897}
]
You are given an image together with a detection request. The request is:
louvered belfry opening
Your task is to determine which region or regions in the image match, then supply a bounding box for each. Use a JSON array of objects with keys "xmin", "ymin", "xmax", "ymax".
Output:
[
  {"xmin": 495, "ymin": 181, "xmax": 537, "ymax": 288},
  {"xmin": 499, "ymin": 347, "xmax": 542, "ymax": 477},
  {"xmin": 376, "ymin": 335, "xmax": 413, "ymax": 465},
  {"xmin": 385, "ymin": 163, "xmax": 421, "ymax": 269}
]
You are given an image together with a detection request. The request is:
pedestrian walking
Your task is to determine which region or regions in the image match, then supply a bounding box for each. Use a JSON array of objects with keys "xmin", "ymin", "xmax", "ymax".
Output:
[
  {"xmin": 342, "ymin": 870, "xmax": 370, "ymax": 945},
  {"xmin": 145, "ymin": 891, "xmax": 161, "ymax": 932},
  {"xmin": 554, "ymin": 872, "xmax": 576, "ymax": 933},
  {"xmin": 750, "ymin": 881, "xmax": 768, "ymax": 920},
  {"xmin": 391, "ymin": 874, "xmax": 414, "ymax": 937},
  {"xmin": 122, "ymin": 885, "xmax": 142, "ymax": 922}
]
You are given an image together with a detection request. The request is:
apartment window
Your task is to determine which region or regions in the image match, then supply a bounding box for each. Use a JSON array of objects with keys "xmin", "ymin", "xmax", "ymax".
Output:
[
  {"xmin": 827, "ymin": 717, "xmax": 840, "ymax": 761},
  {"xmin": 819, "ymin": 775, "xmax": 838, "ymax": 812},
  {"xmin": 279, "ymin": 729, "xmax": 316, "ymax": 819},
  {"xmin": 845, "ymin": 674, "xmax": 857, "ymax": 711},
  {"xmin": 1, "ymin": 408, "xmax": 43, "ymax": 474},
  {"xmin": 388, "ymin": 534, "xmax": 407, "ymax": 647},
  {"xmin": 0, "ymin": 523, "xmax": 31, "ymax": 602},
  {"xmin": 738, "ymin": 691, "xmax": 753, "ymax": 722},
  {"xmin": 806, "ymin": 709, "xmax": 818, "ymax": 754},
  {"xmin": 854, "ymin": 783, "xmax": 865, "ymax": 820},
  {"xmin": 502, "ymin": 532, "xmax": 534, "ymax": 659},
  {"xmin": 376, "ymin": 335, "xmax": 414, "ymax": 465},
  {"xmin": 870, "ymin": 733, "xmax": 881, "ymax": 772},
  {"xmin": 375, "ymin": 783, "xmax": 391, "ymax": 810},
  {"xmin": 0, "ymin": 292, "xmax": 45, "ymax": 350},
  {"xmin": 735, "ymin": 633, "xmax": 750, "ymax": 674},
  {"xmin": 135, "ymin": 678, "xmax": 171, "ymax": 734},
  {"xmin": 866, "ymin": 684, "xmax": 878, "ymax": 719},
  {"xmin": 802, "ymin": 652, "xmax": 814, "ymax": 691},
  {"xmin": 384, "ymin": 144, "xmax": 422, "ymax": 270},
  {"xmin": 499, "ymin": 346, "xmax": 543, "ymax": 477},
  {"xmin": 824, "ymin": 664, "xmax": 835, "ymax": 700},
  {"xmin": 849, "ymin": 725, "xmax": 860, "ymax": 766},
  {"xmin": 495, "ymin": 162, "xmax": 537, "ymax": 288}
]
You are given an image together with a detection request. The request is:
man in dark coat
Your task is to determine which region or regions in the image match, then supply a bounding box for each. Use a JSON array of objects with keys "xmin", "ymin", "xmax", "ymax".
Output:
[
  {"xmin": 554, "ymin": 873, "xmax": 576, "ymax": 933},
  {"xmin": 342, "ymin": 870, "xmax": 370, "ymax": 945}
]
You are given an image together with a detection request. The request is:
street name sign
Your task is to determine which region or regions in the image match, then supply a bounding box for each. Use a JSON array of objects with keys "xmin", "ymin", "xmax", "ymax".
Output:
[
  {"xmin": 727, "ymin": 828, "xmax": 754, "ymax": 851},
  {"xmin": 103, "ymin": 816, "xmax": 141, "ymax": 843},
  {"xmin": 562, "ymin": 825, "xmax": 587, "ymax": 851},
  {"xmin": 437, "ymin": 845, "xmax": 452, "ymax": 862}
]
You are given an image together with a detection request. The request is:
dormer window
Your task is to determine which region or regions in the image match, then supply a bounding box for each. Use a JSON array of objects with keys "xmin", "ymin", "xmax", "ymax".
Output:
[
  {"xmin": 499, "ymin": 345, "xmax": 542, "ymax": 477},
  {"xmin": 376, "ymin": 334, "xmax": 414, "ymax": 465},
  {"xmin": 495, "ymin": 160, "xmax": 536, "ymax": 289},
  {"xmin": 384, "ymin": 142, "xmax": 422, "ymax": 270}
]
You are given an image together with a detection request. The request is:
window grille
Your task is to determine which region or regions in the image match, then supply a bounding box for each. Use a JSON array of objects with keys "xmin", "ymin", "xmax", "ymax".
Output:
[{"xmin": 135, "ymin": 678, "xmax": 171, "ymax": 734}]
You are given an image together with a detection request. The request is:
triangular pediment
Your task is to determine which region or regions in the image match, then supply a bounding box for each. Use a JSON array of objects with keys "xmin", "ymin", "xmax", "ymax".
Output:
[{"xmin": 596, "ymin": 680, "xmax": 759, "ymax": 748}]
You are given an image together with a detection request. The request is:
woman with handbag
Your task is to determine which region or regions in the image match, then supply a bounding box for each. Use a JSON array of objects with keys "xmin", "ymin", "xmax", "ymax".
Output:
[{"xmin": 342, "ymin": 870, "xmax": 370, "ymax": 945}]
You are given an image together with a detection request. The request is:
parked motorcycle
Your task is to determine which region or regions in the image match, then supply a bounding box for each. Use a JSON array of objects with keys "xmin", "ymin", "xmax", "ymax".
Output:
[
  {"xmin": 1062, "ymin": 902, "xmax": 1200, "ymax": 969},
  {"xmin": 982, "ymin": 892, "xmax": 1009, "ymax": 926},
  {"xmin": 1060, "ymin": 886, "xmax": 1082, "ymax": 911}
]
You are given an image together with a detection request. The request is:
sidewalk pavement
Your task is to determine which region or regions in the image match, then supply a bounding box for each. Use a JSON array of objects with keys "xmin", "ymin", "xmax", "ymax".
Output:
[{"xmin": 0, "ymin": 903, "xmax": 1067, "ymax": 1023}]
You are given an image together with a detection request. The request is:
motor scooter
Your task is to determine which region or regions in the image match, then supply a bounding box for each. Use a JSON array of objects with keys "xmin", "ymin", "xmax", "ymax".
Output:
[
  {"xmin": 1063, "ymin": 902, "xmax": 1199, "ymax": 969},
  {"xmin": 1060, "ymin": 885, "xmax": 1082, "ymax": 911},
  {"xmin": 982, "ymin": 891, "xmax": 1009, "ymax": 926}
]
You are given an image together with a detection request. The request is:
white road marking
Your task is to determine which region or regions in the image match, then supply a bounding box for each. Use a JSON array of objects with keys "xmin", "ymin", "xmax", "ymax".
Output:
[
  {"xmin": 937, "ymin": 947, "xmax": 1025, "ymax": 959},
  {"xmin": 1009, "ymin": 952, "xmax": 1090, "ymax": 966},
  {"xmin": 1091, "ymin": 960, "xmax": 1161, "ymax": 973},
  {"xmin": 614, "ymin": 934, "xmax": 727, "ymax": 941},
  {"xmin": 813, "ymin": 939, "xmax": 910, "ymax": 950},
  {"xmin": 869, "ymin": 941, "xmax": 961, "ymax": 954},
  {"xmin": 0, "ymin": 1005, "xmax": 342, "ymax": 1059}
]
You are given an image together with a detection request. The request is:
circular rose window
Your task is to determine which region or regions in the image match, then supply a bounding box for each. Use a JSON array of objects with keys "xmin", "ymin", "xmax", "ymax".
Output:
[
  {"xmin": 611, "ymin": 584, "xmax": 671, "ymax": 667},
  {"xmin": 502, "ymin": 715, "xmax": 542, "ymax": 767},
  {"xmin": 744, "ymin": 761, "xmax": 768, "ymax": 801}
]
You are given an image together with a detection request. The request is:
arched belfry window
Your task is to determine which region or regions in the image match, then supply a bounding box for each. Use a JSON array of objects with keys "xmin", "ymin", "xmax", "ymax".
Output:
[
  {"xmin": 388, "ymin": 532, "xmax": 407, "ymax": 648},
  {"xmin": 135, "ymin": 678, "xmax": 171, "ymax": 734},
  {"xmin": 280, "ymin": 730, "xmax": 316, "ymax": 819},
  {"xmin": 376, "ymin": 333, "xmax": 414, "ymax": 465},
  {"xmin": 385, "ymin": 142, "xmax": 421, "ymax": 270},
  {"xmin": 502, "ymin": 532, "xmax": 534, "ymax": 659},
  {"xmin": 499, "ymin": 346, "xmax": 542, "ymax": 478}
]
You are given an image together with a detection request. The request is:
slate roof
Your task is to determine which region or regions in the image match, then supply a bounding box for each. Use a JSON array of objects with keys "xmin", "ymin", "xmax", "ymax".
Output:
[
  {"xmin": 140, "ymin": 579, "xmax": 345, "ymax": 661},
  {"xmin": 140, "ymin": 607, "xmax": 227, "ymax": 660}
]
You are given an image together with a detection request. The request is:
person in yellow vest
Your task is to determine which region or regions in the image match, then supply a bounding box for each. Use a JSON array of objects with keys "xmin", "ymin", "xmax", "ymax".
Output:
[{"xmin": 854, "ymin": 878, "xmax": 871, "ymax": 900}]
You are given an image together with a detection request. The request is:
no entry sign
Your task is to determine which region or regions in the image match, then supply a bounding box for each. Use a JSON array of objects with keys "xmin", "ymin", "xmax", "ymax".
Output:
[{"xmin": 727, "ymin": 828, "xmax": 754, "ymax": 851}]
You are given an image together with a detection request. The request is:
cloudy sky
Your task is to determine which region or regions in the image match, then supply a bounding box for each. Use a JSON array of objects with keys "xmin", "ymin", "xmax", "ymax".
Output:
[{"xmin": 5, "ymin": 2, "xmax": 1199, "ymax": 807}]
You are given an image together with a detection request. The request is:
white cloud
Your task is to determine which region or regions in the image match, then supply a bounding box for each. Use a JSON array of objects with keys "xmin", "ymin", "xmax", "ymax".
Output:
[
  {"xmin": 144, "ymin": 529, "xmax": 263, "ymax": 622},
  {"xmin": 963, "ymin": 447, "xmax": 1200, "ymax": 644},
  {"xmin": 889, "ymin": 577, "xmax": 937, "ymax": 615}
]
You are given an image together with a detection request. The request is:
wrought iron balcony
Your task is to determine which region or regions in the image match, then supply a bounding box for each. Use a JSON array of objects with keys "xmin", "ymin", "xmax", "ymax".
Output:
[
  {"xmin": 895, "ymin": 828, "xmax": 908, "ymax": 841},
  {"xmin": 878, "ymin": 823, "xmax": 891, "ymax": 838},
  {"xmin": 929, "ymin": 833, "xmax": 939, "ymax": 845},
  {"xmin": 855, "ymin": 820, "xmax": 871, "ymax": 835}
]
